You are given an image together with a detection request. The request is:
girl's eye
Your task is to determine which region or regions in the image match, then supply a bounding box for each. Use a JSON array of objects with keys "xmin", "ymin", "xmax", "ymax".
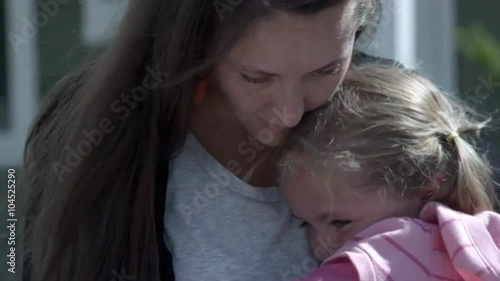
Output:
[
  {"xmin": 240, "ymin": 73, "xmax": 269, "ymax": 84},
  {"xmin": 330, "ymin": 220, "xmax": 352, "ymax": 230},
  {"xmin": 315, "ymin": 67, "xmax": 340, "ymax": 76}
]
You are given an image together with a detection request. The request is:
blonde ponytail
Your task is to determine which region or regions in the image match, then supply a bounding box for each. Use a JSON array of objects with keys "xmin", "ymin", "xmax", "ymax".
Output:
[{"xmin": 439, "ymin": 129, "xmax": 496, "ymax": 214}]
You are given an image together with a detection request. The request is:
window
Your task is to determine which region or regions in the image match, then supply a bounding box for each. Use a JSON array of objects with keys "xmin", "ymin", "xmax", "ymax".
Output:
[{"xmin": 38, "ymin": 0, "xmax": 89, "ymax": 99}]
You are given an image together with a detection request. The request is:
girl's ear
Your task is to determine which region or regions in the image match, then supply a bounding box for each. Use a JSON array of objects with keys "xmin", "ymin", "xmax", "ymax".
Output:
[{"xmin": 420, "ymin": 171, "xmax": 447, "ymax": 201}]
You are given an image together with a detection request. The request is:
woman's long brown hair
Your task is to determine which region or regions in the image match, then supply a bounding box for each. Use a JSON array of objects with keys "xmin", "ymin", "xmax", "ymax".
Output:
[{"xmin": 21, "ymin": 1, "xmax": 381, "ymax": 281}]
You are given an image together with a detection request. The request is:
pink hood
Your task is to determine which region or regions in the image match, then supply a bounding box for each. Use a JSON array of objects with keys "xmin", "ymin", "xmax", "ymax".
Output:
[{"xmin": 307, "ymin": 202, "xmax": 500, "ymax": 281}]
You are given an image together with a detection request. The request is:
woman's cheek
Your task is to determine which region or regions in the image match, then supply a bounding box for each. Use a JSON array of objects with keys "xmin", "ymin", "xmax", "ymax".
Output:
[
  {"xmin": 243, "ymin": 87, "xmax": 278, "ymax": 115},
  {"xmin": 221, "ymin": 81, "xmax": 261, "ymax": 114}
]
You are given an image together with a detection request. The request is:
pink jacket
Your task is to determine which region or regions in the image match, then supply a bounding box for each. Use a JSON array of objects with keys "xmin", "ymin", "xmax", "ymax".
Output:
[{"xmin": 301, "ymin": 202, "xmax": 500, "ymax": 281}]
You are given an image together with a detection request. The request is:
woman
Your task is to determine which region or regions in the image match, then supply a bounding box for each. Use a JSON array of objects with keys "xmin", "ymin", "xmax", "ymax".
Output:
[{"xmin": 22, "ymin": 1, "xmax": 386, "ymax": 281}]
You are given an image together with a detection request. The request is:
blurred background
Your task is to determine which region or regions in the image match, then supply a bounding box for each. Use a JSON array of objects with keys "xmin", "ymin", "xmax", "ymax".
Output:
[{"xmin": 0, "ymin": 0, "xmax": 499, "ymax": 280}]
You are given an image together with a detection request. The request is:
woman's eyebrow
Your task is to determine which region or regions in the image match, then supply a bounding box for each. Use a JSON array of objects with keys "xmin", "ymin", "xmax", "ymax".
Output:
[
  {"xmin": 314, "ymin": 59, "xmax": 343, "ymax": 71},
  {"xmin": 238, "ymin": 65, "xmax": 280, "ymax": 76}
]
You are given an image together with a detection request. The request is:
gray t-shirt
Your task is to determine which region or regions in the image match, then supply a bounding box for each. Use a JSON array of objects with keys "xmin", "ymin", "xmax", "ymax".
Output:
[{"xmin": 164, "ymin": 133, "xmax": 317, "ymax": 281}]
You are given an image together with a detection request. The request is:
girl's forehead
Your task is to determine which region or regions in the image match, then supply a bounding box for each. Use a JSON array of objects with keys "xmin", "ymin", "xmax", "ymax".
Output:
[{"xmin": 282, "ymin": 162, "xmax": 359, "ymax": 193}]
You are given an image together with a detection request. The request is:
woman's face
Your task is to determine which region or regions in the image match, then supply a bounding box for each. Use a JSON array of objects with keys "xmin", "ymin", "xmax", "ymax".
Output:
[{"xmin": 211, "ymin": 3, "xmax": 357, "ymax": 146}]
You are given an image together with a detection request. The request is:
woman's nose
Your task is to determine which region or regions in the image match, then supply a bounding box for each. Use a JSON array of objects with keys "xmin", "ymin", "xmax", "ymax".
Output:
[{"xmin": 274, "ymin": 84, "xmax": 305, "ymax": 128}]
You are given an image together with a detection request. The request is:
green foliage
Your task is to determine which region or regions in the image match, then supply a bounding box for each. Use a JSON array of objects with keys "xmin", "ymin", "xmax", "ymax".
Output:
[{"xmin": 456, "ymin": 23, "xmax": 500, "ymax": 79}]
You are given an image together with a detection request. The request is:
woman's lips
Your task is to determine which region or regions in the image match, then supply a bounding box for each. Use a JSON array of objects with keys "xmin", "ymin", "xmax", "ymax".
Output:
[{"xmin": 267, "ymin": 119, "xmax": 286, "ymax": 132}]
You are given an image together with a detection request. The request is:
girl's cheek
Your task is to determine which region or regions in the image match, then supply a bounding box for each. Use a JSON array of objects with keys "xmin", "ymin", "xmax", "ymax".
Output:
[{"xmin": 342, "ymin": 224, "xmax": 363, "ymax": 242}]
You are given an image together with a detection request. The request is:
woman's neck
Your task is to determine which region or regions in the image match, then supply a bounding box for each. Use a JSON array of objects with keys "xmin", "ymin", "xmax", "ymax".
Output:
[{"xmin": 189, "ymin": 94, "xmax": 280, "ymax": 187}]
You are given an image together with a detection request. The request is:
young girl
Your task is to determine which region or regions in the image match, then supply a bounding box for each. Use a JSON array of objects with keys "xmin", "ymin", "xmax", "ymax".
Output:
[{"xmin": 279, "ymin": 63, "xmax": 500, "ymax": 281}]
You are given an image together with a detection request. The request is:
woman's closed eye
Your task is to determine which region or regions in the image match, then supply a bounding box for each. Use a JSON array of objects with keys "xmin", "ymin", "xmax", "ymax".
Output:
[
  {"xmin": 240, "ymin": 73, "xmax": 269, "ymax": 84},
  {"xmin": 314, "ymin": 66, "xmax": 341, "ymax": 76}
]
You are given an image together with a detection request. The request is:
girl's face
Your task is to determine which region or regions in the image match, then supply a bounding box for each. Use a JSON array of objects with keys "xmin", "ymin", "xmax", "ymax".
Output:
[
  {"xmin": 211, "ymin": 3, "xmax": 357, "ymax": 146},
  {"xmin": 279, "ymin": 165, "xmax": 423, "ymax": 261}
]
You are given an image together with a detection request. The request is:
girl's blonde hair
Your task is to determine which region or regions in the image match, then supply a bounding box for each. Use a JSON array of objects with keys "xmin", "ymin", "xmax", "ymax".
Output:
[{"xmin": 281, "ymin": 63, "xmax": 498, "ymax": 214}]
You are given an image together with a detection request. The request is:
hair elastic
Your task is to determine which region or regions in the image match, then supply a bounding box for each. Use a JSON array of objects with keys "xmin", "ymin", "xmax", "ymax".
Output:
[{"xmin": 446, "ymin": 132, "xmax": 459, "ymax": 143}]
